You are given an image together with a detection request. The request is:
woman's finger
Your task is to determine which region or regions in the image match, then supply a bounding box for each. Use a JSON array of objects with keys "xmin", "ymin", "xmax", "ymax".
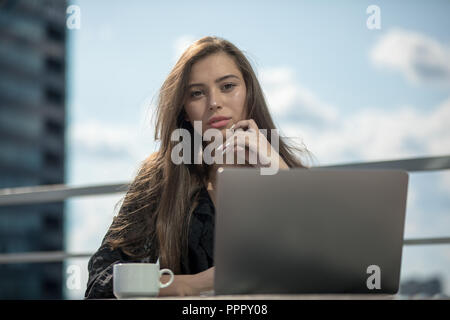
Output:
[
  {"xmin": 221, "ymin": 130, "xmax": 258, "ymax": 154},
  {"xmin": 233, "ymin": 119, "xmax": 259, "ymax": 132}
]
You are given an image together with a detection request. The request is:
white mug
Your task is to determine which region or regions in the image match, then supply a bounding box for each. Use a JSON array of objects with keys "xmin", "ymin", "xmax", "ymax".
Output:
[{"xmin": 113, "ymin": 263, "xmax": 174, "ymax": 299}]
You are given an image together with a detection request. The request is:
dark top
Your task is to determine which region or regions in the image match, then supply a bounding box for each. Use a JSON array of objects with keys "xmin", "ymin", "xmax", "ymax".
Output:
[{"xmin": 84, "ymin": 186, "xmax": 215, "ymax": 299}]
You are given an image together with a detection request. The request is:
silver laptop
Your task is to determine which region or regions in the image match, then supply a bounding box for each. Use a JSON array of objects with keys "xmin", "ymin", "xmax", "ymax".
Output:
[{"xmin": 213, "ymin": 168, "xmax": 409, "ymax": 295}]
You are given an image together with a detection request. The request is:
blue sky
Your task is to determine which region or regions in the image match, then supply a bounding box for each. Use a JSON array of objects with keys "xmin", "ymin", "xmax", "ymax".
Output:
[{"xmin": 64, "ymin": 0, "xmax": 450, "ymax": 298}]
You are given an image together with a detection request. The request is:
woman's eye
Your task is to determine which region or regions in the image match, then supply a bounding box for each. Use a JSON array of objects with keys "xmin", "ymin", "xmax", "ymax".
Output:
[
  {"xmin": 190, "ymin": 90, "xmax": 203, "ymax": 97},
  {"xmin": 190, "ymin": 84, "xmax": 234, "ymax": 98},
  {"xmin": 222, "ymin": 83, "xmax": 235, "ymax": 91}
]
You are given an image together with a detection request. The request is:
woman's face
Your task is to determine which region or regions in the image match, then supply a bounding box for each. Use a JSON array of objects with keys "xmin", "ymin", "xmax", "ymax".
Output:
[{"xmin": 183, "ymin": 52, "xmax": 247, "ymax": 136}]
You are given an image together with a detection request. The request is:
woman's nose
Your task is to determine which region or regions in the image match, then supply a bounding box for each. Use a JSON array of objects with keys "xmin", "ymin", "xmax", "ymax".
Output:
[
  {"xmin": 209, "ymin": 101, "xmax": 222, "ymax": 111},
  {"xmin": 208, "ymin": 89, "xmax": 222, "ymax": 110}
]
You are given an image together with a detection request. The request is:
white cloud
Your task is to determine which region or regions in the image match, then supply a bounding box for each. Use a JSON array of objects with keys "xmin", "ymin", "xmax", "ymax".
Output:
[
  {"xmin": 281, "ymin": 95, "xmax": 450, "ymax": 168},
  {"xmin": 70, "ymin": 121, "xmax": 136, "ymax": 159},
  {"xmin": 67, "ymin": 113, "xmax": 157, "ymax": 185},
  {"xmin": 259, "ymin": 66, "xmax": 450, "ymax": 166},
  {"xmin": 259, "ymin": 67, "xmax": 339, "ymax": 126},
  {"xmin": 370, "ymin": 28, "xmax": 450, "ymax": 87},
  {"xmin": 173, "ymin": 34, "xmax": 197, "ymax": 62}
]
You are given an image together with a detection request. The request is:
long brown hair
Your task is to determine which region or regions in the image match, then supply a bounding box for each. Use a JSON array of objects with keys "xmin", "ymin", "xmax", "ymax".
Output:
[{"xmin": 104, "ymin": 36, "xmax": 309, "ymax": 273}]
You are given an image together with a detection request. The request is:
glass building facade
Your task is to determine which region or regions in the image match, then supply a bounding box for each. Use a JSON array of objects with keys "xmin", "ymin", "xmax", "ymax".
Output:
[{"xmin": 0, "ymin": 0, "xmax": 66, "ymax": 299}]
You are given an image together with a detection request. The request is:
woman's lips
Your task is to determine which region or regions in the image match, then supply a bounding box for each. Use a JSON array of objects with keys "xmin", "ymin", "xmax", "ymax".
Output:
[{"xmin": 209, "ymin": 118, "xmax": 231, "ymax": 128}]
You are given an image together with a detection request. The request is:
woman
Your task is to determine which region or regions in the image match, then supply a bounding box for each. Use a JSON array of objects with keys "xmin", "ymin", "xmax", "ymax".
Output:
[{"xmin": 85, "ymin": 36, "xmax": 308, "ymax": 298}]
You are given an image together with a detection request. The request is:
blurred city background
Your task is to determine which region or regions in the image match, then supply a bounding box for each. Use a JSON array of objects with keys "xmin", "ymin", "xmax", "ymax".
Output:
[{"xmin": 0, "ymin": 0, "xmax": 449, "ymax": 299}]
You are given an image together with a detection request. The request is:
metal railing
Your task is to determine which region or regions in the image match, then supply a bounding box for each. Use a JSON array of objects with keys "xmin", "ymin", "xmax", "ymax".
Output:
[{"xmin": 0, "ymin": 154, "xmax": 449, "ymax": 264}]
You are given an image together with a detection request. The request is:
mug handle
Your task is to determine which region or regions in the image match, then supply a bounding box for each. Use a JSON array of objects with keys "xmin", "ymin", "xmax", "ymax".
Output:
[{"xmin": 159, "ymin": 268, "xmax": 174, "ymax": 288}]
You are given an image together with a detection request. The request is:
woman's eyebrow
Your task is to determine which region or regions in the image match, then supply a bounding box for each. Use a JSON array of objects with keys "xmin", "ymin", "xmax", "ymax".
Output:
[{"xmin": 187, "ymin": 74, "xmax": 240, "ymax": 89}]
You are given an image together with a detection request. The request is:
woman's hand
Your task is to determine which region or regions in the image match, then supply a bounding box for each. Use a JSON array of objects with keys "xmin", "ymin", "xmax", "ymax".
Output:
[
  {"xmin": 219, "ymin": 119, "xmax": 289, "ymax": 169},
  {"xmin": 158, "ymin": 267, "xmax": 215, "ymax": 297}
]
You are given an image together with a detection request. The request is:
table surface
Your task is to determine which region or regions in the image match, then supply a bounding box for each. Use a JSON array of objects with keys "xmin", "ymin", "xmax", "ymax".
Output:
[{"xmin": 129, "ymin": 293, "xmax": 448, "ymax": 300}]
